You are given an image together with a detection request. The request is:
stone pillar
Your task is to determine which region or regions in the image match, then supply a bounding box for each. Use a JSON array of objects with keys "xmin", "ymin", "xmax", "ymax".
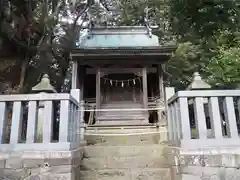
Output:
[
  {"xmin": 70, "ymin": 65, "xmax": 85, "ymax": 143},
  {"xmin": 142, "ymin": 67, "xmax": 148, "ymax": 121},
  {"xmin": 165, "ymin": 87, "xmax": 175, "ymax": 140},
  {"xmin": 96, "ymin": 68, "xmax": 101, "ymax": 118},
  {"xmin": 32, "ymin": 74, "xmax": 56, "ymax": 142},
  {"xmin": 70, "ymin": 89, "xmax": 85, "ymax": 143}
]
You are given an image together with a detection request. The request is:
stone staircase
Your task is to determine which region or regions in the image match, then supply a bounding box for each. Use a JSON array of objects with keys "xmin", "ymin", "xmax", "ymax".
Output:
[
  {"xmin": 80, "ymin": 126, "xmax": 172, "ymax": 180},
  {"xmin": 96, "ymin": 101, "xmax": 148, "ymax": 125}
]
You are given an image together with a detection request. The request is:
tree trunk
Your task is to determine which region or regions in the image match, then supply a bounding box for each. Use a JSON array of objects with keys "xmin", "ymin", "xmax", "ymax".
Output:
[{"xmin": 18, "ymin": 60, "xmax": 28, "ymax": 93}]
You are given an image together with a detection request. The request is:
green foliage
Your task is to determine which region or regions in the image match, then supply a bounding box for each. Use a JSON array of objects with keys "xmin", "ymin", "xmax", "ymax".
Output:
[
  {"xmin": 170, "ymin": 0, "xmax": 240, "ymax": 40},
  {"xmin": 115, "ymin": 0, "xmax": 173, "ymax": 43},
  {"xmin": 167, "ymin": 42, "xmax": 203, "ymax": 89},
  {"xmin": 0, "ymin": 0, "xmax": 88, "ymax": 93},
  {"xmin": 168, "ymin": 0, "xmax": 240, "ymax": 89},
  {"xmin": 202, "ymin": 30, "xmax": 240, "ymax": 88},
  {"xmin": 1, "ymin": 0, "xmax": 240, "ymax": 92},
  {"xmin": 206, "ymin": 46, "xmax": 240, "ymax": 87}
]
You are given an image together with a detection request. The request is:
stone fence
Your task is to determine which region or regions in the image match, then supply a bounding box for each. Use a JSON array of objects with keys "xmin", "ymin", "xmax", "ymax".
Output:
[
  {"xmin": 0, "ymin": 93, "xmax": 81, "ymax": 151},
  {"xmin": 167, "ymin": 89, "xmax": 240, "ymax": 150}
]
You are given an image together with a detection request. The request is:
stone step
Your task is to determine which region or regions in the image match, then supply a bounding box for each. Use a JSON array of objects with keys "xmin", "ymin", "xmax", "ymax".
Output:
[
  {"xmin": 99, "ymin": 111, "xmax": 145, "ymax": 115},
  {"xmin": 80, "ymin": 155, "xmax": 168, "ymax": 170},
  {"xmin": 99, "ymin": 114, "xmax": 145, "ymax": 118},
  {"xmin": 85, "ymin": 127, "xmax": 160, "ymax": 134},
  {"xmin": 94, "ymin": 120, "xmax": 149, "ymax": 126},
  {"xmin": 83, "ymin": 145, "xmax": 165, "ymax": 158},
  {"xmin": 100, "ymin": 113, "xmax": 145, "ymax": 117},
  {"xmin": 98, "ymin": 111, "xmax": 145, "ymax": 114},
  {"xmin": 97, "ymin": 117, "xmax": 146, "ymax": 120},
  {"xmin": 84, "ymin": 132, "xmax": 162, "ymax": 145},
  {"xmin": 100, "ymin": 107, "xmax": 143, "ymax": 110},
  {"xmin": 101, "ymin": 101, "xmax": 142, "ymax": 104},
  {"xmin": 100, "ymin": 104, "xmax": 143, "ymax": 108},
  {"xmin": 97, "ymin": 116, "xmax": 146, "ymax": 120},
  {"xmin": 98, "ymin": 116, "xmax": 146, "ymax": 120},
  {"xmin": 86, "ymin": 125, "xmax": 158, "ymax": 129},
  {"xmin": 79, "ymin": 168, "xmax": 171, "ymax": 180},
  {"xmin": 100, "ymin": 105, "xmax": 143, "ymax": 108}
]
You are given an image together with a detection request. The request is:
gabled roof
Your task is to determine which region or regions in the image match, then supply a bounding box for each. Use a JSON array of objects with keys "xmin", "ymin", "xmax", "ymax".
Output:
[{"xmin": 76, "ymin": 26, "xmax": 159, "ymax": 49}]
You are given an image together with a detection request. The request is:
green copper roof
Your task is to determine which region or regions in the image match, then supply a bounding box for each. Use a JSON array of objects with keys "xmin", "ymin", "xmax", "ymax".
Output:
[{"xmin": 76, "ymin": 26, "xmax": 159, "ymax": 48}]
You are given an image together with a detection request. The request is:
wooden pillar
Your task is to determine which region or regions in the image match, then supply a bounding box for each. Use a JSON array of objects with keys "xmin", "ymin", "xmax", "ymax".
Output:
[
  {"xmin": 96, "ymin": 68, "xmax": 101, "ymax": 117},
  {"xmin": 157, "ymin": 64, "xmax": 164, "ymax": 100},
  {"xmin": 79, "ymin": 66, "xmax": 85, "ymax": 132},
  {"xmin": 157, "ymin": 64, "xmax": 166, "ymax": 125},
  {"xmin": 79, "ymin": 66, "xmax": 85, "ymax": 100},
  {"xmin": 142, "ymin": 67, "xmax": 148, "ymax": 110},
  {"xmin": 71, "ymin": 60, "xmax": 79, "ymax": 89}
]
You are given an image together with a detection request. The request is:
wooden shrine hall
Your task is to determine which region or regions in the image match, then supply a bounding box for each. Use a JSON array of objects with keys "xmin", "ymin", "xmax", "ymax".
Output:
[{"xmin": 70, "ymin": 26, "xmax": 176, "ymax": 126}]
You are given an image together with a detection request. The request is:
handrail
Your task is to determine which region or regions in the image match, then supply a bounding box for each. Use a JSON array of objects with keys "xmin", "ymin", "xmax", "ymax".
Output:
[
  {"xmin": 0, "ymin": 93, "xmax": 80, "ymax": 151},
  {"xmin": 0, "ymin": 93, "xmax": 78, "ymax": 105},
  {"xmin": 167, "ymin": 89, "xmax": 240, "ymax": 149},
  {"xmin": 85, "ymin": 103, "xmax": 96, "ymax": 125},
  {"xmin": 168, "ymin": 90, "xmax": 240, "ymax": 104},
  {"xmin": 85, "ymin": 98, "xmax": 96, "ymax": 103},
  {"xmin": 88, "ymin": 110, "xmax": 94, "ymax": 125}
]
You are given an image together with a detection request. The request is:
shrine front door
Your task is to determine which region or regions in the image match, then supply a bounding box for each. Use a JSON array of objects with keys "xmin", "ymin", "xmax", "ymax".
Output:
[
  {"xmin": 103, "ymin": 84, "xmax": 142, "ymax": 103},
  {"xmin": 101, "ymin": 73, "xmax": 143, "ymax": 103}
]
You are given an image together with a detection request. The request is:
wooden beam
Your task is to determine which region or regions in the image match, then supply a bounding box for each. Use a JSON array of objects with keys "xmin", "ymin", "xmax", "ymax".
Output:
[
  {"xmin": 71, "ymin": 53, "xmax": 172, "ymax": 57},
  {"xmin": 77, "ymin": 59, "xmax": 169, "ymax": 66},
  {"xmin": 86, "ymin": 68, "xmax": 157, "ymax": 74}
]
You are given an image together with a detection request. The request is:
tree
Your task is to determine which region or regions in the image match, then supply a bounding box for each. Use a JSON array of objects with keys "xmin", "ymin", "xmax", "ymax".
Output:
[
  {"xmin": 2, "ymin": 0, "xmax": 240, "ymax": 92},
  {"xmin": 205, "ymin": 30, "xmax": 240, "ymax": 88},
  {"xmin": 167, "ymin": 0, "xmax": 240, "ymax": 89},
  {"xmin": 0, "ymin": 0, "xmax": 89, "ymax": 93},
  {"xmin": 166, "ymin": 42, "xmax": 203, "ymax": 90}
]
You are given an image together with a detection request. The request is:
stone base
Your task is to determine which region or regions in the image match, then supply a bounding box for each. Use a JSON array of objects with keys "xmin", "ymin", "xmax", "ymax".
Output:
[
  {"xmin": 0, "ymin": 148, "xmax": 84, "ymax": 180},
  {"xmin": 162, "ymin": 145, "xmax": 240, "ymax": 180}
]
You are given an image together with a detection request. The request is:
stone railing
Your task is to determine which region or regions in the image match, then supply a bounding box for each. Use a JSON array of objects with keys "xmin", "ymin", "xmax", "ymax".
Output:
[
  {"xmin": 0, "ymin": 93, "xmax": 80, "ymax": 151},
  {"xmin": 167, "ymin": 90, "xmax": 240, "ymax": 149}
]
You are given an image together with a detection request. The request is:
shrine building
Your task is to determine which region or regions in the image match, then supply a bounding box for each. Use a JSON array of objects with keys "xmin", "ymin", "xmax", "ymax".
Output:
[{"xmin": 70, "ymin": 26, "xmax": 176, "ymax": 126}]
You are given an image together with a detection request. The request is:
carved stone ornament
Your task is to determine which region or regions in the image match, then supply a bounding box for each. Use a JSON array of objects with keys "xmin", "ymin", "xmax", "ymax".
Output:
[{"xmin": 32, "ymin": 74, "xmax": 56, "ymax": 93}]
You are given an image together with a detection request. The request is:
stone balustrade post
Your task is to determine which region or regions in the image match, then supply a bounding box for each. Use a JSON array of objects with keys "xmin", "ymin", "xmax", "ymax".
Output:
[
  {"xmin": 165, "ymin": 87, "xmax": 175, "ymax": 140},
  {"xmin": 70, "ymin": 89, "xmax": 85, "ymax": 144},
  {"xmin": 32, "ymin": 74, "xmax": 56, "ymax": 142},
  {"xmin": 186, "ymin": 72, "xmax": 212, "ymax": 138}
]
